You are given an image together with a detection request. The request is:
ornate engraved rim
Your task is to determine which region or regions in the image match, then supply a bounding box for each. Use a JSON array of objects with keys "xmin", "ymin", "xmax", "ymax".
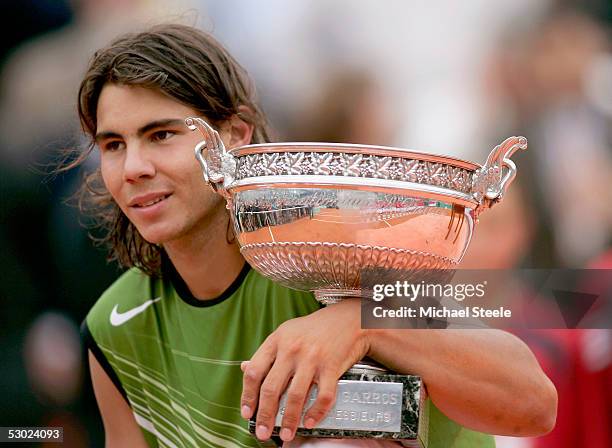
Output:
[
  {"xmin": 234, "ymin": 151, "xmax": 475, "ymax": 196},
  {"xmin": 229, "ymin": 142, "xmax": 480, "ymax": 170}
]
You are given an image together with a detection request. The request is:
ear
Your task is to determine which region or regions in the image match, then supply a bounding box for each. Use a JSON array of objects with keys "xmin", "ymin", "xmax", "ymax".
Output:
[{"xmin": 225, "ymin": 105, "xmax": 255, "ymax": 148}]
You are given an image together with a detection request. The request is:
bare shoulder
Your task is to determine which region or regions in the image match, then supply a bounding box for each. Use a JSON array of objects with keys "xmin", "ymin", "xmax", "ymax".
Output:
[{"xmin": 89, "ymin": 351, "xmax": 149, "ymax": 448}]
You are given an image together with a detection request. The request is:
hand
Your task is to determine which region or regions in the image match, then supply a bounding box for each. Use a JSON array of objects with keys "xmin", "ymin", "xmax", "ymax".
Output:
[{"xmin": 240, "ymin": 299, "xmax": 369, "ymax": 442}]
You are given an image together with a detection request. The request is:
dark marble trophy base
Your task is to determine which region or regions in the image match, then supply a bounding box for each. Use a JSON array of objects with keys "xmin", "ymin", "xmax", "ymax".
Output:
[{"xmin": 249, "ymin": 366, "xmax": 428, "ymax": 446}]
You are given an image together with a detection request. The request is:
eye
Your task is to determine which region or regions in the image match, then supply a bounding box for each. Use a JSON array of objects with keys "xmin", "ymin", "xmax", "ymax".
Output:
[
  {"xmin": 101, "ymin": 140, "xmax": 125, "ymax": 152},
  {"xmin": 151, "ymin": 130, "xmax": 176, "ymax": 142}
]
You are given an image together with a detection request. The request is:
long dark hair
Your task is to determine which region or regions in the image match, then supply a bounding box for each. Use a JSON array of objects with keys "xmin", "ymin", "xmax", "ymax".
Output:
[{"xmin": 70, "ymin": 24, "xmax": 270, "ymax": 276}]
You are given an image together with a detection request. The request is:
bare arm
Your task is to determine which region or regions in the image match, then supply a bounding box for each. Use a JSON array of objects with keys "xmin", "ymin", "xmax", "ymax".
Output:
[
  {"xmin": 89, "ymin": 351, "xmax": 149, "ymax": 448},
  {"xmin": 367, "ymin": 326, "xmax": 558, "ymax": 436},
  {"xmin": 240, "ymin": 299, "xmax": 557, "ymax": 442}
]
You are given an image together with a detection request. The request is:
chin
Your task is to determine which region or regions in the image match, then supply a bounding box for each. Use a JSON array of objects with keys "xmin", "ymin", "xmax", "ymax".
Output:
[{"xmin": 135, "ymin": 225, "xmax": 179, "ymax": 246}]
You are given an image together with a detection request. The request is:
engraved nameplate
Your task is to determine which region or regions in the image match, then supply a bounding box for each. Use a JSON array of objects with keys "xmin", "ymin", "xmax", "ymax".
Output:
[{"xmin": 275, "ymin": 380, "xmax": 404, "ymax": 432}]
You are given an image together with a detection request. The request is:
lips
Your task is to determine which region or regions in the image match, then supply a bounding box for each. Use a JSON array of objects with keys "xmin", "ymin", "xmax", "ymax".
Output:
[
  {"xmin": 136, "ymin": 196, "xmax": 168, "ymax": 207},
  {"xmin": 128, "ymin": 192, "xmax": 172, "ymax": 208}
]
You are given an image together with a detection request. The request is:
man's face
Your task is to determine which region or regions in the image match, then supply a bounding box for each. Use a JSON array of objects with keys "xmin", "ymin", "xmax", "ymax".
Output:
[{"xmin": 96, "ymin": 84, "xmax": 224, "ymax": 245}]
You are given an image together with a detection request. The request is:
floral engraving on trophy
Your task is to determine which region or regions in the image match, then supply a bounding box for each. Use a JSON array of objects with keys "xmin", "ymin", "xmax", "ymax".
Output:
[
  {"xmin": 328, "ymin": 153, "xmax": 345, "ymax": 175},
  {"xmin": 373, "ymin": 156, "xmax": 394, "ymax": 179},
  {"xmin": 359, "ymin": 155, "xmax": 378, "ymax": 178},
  {"xmin": 301, "ymin": 153, "xmax": 317, "ymax": 175},
  {"xmin": 261, "ymin": 152, "xmax": 280, "ymax": 175},
  {"xmin": 403, "ymin": 159, "xmax": 420, "ymax": 183},
  {"xmin": 448, "ymin": 166, "xmax": 471, "ymax": 193},
  {"xmin": 387, "ymin": 159, "xmax": 405, "ymax": 180},
  {"xmin": 286, "ymin": 152, "xmax": 304, "ymax": 175},
  {"xmin": 234, "ymin": 151, "xmax": 475, "ymax": 194},
  {"xmin": 343, "ymin": 153, "xmax": 363, "ymax": 177},
  {"xmin": 429, "ymin": 163, "xmax": 449, "ymax": 187},
  {"xmin": 314, "ymin": 152, "xmax": 333, "ymax": 175}
]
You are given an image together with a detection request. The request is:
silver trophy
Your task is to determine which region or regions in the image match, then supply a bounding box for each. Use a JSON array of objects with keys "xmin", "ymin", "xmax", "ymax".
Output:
[{"xmin": 187, "ymin": 117, "xmax": 526, "ymax": 445}]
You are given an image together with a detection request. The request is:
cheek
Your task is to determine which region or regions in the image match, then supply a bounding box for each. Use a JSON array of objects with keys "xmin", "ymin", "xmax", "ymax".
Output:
[
  {"xmin": 188, "ymin": 169, "xmax": 224, "ymax": 208},
  {"xmin": 100, "ymin": 158, "xmax": 122, "ymax": 199},
  {"xmin": 189, "ymin": 173, "xmax": 214, "ymax": 205}
]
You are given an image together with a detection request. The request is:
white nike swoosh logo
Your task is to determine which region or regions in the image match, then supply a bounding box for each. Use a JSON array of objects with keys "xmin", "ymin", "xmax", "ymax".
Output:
[{"xmin": 110, "ymin": 297, "xmax": 161, "ymax": 327}]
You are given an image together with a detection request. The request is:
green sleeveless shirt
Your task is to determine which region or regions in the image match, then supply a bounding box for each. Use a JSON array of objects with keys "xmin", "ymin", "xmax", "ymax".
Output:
[{"xmin": 84, "ymin": 263, "xmax": 494, "ymax": 447}]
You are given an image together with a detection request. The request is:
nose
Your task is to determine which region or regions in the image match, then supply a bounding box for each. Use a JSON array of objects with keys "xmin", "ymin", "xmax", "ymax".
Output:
[{"xmin": 123, "ymin": 143, "xmax": 155, "ymax": 183}]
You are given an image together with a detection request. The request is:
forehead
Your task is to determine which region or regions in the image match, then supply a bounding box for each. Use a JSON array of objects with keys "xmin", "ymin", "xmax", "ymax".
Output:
[{"xmin": 96, "ymin": 84, "xmax": 197, "ymax": 131}]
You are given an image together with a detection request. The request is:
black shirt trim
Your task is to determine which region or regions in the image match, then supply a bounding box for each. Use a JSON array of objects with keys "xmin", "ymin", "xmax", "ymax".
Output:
[
  {"xmin": 81, "ymin": 319, "xmax": 129, "ymax": 404},
  {"xmin": 162, "ymin": 255, "xmax": 251, "ymax": 308}
]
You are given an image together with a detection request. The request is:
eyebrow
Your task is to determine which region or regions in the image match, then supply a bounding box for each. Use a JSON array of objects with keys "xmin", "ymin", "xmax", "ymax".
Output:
[{"xmin": 94, "ymin": 118, "xmax": 186, "ymax": 143}]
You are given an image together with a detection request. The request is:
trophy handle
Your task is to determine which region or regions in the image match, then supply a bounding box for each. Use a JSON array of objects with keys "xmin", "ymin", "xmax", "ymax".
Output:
[
  {"xmin": 472, "ymin": 136, "xmax": 527, "ymax": 213},
  {"xmin": 185, "ymin": 117, "xmax": 236, "ymax": 200}
]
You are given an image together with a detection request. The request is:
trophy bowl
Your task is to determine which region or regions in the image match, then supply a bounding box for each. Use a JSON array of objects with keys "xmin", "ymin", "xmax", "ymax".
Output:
[
  {"xmin": 186, "ymin": 117, "xmax": 526, "ymax": 305},
  {"xmin": 187, "ymin": 117, "xmax": 527, "ymax": 443}
]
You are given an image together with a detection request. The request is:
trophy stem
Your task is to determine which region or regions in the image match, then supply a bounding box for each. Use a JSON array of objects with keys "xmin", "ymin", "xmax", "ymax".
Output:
[{"xmin": 315, "ymin": 289, "xmax": 362, "ymax": 305}]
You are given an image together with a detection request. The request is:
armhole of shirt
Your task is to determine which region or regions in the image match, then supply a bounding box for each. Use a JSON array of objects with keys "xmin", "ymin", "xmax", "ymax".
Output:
[{"xmin": 81, "ymin": 319, "xmax": 130, "ymax": 405}]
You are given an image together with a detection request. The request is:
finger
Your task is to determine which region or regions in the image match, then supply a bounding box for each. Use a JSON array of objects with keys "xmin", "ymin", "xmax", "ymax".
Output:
[
  {"xmin": 278, "ymin": 365, "xmax": 316, "ymax": 442},
  {"xmin": 254, "ymin": 359, "xmax": 294, "ymax": 441},
  {"xmin": 303, "ymin": 373, "xmax": 338, "ymax": 429},
  {"xmin": 241, "ymin": 340, "xmax": 276, "ymax": 420}
]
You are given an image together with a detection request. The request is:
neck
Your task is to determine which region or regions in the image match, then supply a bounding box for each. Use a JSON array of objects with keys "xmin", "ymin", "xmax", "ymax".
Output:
[{"xmin": 163, "ymin": 210, "xmax": 245, "ymax": 300}]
